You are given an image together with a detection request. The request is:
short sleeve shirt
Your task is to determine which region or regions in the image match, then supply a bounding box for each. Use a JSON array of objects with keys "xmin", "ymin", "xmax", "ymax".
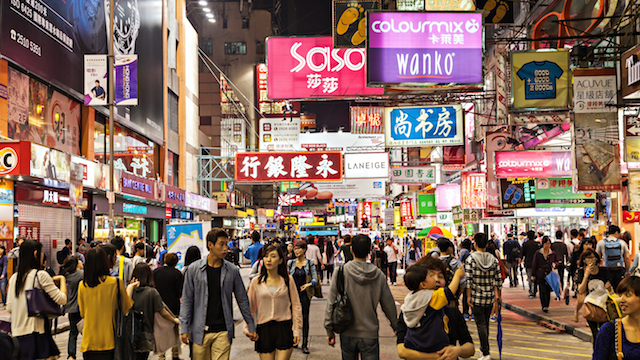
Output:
[
  {"xmin": 517, "ymin": 61, "xmax": 564, "ymax": 100},
  {"xmin": 596, "ymin": 238, "xmax": 629, "ymax": 267},
  {"xmin": 132, "ymin": 287, "xmax": 164, "ymax": 334}
]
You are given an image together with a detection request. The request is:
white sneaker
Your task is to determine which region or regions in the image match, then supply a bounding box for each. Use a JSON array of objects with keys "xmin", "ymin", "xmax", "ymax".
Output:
[{"xmin": 479, "ymin": 355, "xmax": 492, "ymax": 360}]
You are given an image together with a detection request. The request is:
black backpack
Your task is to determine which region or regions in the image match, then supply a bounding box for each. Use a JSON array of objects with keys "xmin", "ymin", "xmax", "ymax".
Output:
[
  {"xmin": 329, "ymin": 267, "xmax": 353, "ymax": 333},
  {"xmin": 56, "ymin": 248, "xmax": 67, "ymax": 265},
  {"xmin": 511, "ymin": 242, "xmax": 522, "ymax": 259}
]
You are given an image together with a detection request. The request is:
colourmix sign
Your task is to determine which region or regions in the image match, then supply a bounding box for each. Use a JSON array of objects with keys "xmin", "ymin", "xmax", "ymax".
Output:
[
  {"xmin": 367, "ymin": 11, "xmax": 484, "ymax": 86},
  {"xmin": 385, "ymin": 105, "xmax": 464, "ymax": 147},
  {"xmin": 495, "ymin": 151, "xmax": 572, "ymax": 178}
]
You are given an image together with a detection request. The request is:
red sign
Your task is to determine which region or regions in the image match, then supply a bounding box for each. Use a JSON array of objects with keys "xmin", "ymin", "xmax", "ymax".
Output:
[
  {"xmin": 443, "ymin": 145, "xmax": 466, "ymax": 170},
  {"xmin": 401, "ymin": 201, "xmax": 413, "ymax": 227},
  {"xmin": 164, "ymin": 185, "xmax": 186, "ymax": 206},
  {"xmin": 0, "ymin": 141, "xmax": 29, "ymax": 175},
  {"xmin": 166, "ymin": 207, "xmax": 172, "ymax": 219},
  {"xmin": 120, "ymin": 172, "xmax": 157, "ymax": 200},
  {"xmin": 278, "ymin": 194, "xmax": 303, "ymax": 206},
  {"xmin": 461, "ymin": 173, "xmax": 487, "ymax": 209},
  {"xmin": 235, "ymin": 152, "xmax": 343, "ymax": 182},
  {"xmin": 266, "ymin": 37, "xmax": 384, "ymax": 99},
  {"xmin": 18, "ymin": 221, "xmax": 40, "ymax": 241},
  {"xmin": 350, "ymin": 107, "xmax": 384, "ymax": 134},
  {"xmin": 623, "ymin": 211, "xmax": 640, "ymax": 222}
]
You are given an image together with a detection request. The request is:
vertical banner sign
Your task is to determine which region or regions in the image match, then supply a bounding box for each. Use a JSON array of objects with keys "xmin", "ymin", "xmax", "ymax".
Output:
[
  {"xmin": 485, "ymin": 132, "xmax": 509, "ymax": 211},
  {"xmin": 385, "ymin": 105, "xmax": 464, "ymax": 147},
  {"xmin": 573, "ymin": 69, "xmax": 617, "ymax": 113},
  {"xmin": 332, "ymin": 1, "xmax": 380, "ymax": 48},
  {"xmin": 115, "ymin": 55, "xmax": 138, "ymax": 106},
  {"xmin": 367, "ymin": 12, "xmax": 484, "ymax": 86},
  {"xmin": 443, "ymin": 145, "xmax": 465, "ymax": 170},
  {"xmin": 350, "ymin": 107, "xmax": 384, "ymax": 134},
  {"xmin": 626, "ymin": 115, "xmax": 640, "ymax": 162},
  {"xmin": 499, "ymin": 178, "xmax": 536, "ymax": 209},
  {"xmin": 69, "ymin": 162, "xmax": 84, "ymax": 206},
  {"xmin": 496, "ymin": 51, "xmax": 508, "ymax": 124},
  {"xmin": 461, "ymin": 172, "xmax": 487, "ymax": 209},
  {"xmin": 621, "ymin": 45, "xmax": 640, "ymax": 100},
  {"xmin": 84, "ymin": 55, "xmax": 108, "ymax": 106},
  {"xmin": 628, "ymin": 171, "xmax": 640, "ymax": 211},
  {"xmin": 452, "ymin": 206, "xmax": 463, "ymax": 224},
  {"xmin": 418, "ymin": 194, "xmax": 437, "ymax": 215},
  {"xmin": 511, "ymin": 51, "xmax": 570, "ymax": 110},
  {"xmin": 573, "ymin": 112, "xmax": 621, "ymax": 191},
  {"xmin": 436, "ymin": 184, "xmax": 461, "ymax": 211}
]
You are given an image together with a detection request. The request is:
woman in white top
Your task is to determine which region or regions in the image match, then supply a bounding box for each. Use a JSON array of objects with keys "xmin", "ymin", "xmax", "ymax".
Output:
[{"xmin": 7, "ymin": 239, "xmax": 67, "ymax": 360}]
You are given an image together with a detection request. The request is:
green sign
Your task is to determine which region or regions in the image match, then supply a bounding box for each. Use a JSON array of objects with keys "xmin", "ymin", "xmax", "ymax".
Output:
[
  {"xmin": 467, "ymin": 223, "xmax": 474, "ymax": 236},
  {"xmin": 536, "ymin": 178, "xmax": 596, "ymax": 208},
  {"xmin": 126, "ymin": 220, "xmax": 141, "ymax": 231},
  {"xmin": 452, "ymin": 206, "xmax": 463, "ymax": 224},
  {"xmin": 463, "ymin": 209, "xmax": 479, "ymax": 223},
  {"xmin": 418, "ymin": 194, "xmax": 437, "ymax": 215}
]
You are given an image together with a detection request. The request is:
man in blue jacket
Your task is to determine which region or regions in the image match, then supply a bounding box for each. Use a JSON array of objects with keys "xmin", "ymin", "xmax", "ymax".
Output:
[
  {"xmin": 243, "ymin": 231, "xmax": 263, "ymax": 266},
  {"xmin": 180, "ymin": 229, "xmax": 257, "ymax": 360}
]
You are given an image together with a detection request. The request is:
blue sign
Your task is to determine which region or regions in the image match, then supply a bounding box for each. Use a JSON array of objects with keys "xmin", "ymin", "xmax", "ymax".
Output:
[
  {"xmin": 171, "ymin": 209, "xmax": 194, "ymax": 220},
  {"xmin": 384, "ymin": 105, "xmax": 464, "ymax": 147},
  {"xmin": 0, "ymin": 188, "xmax": 13, "ymax": 205},
  {"xmin": 167, "ymin": 223, "xmax": 208, "ymax": 269},
  {"xmin": 264, "ymin": 223, "xmax": 277, "ymax": 230},
  {"xmin": 123, "ymin": 203, "xmax": 147, "ymax": 215}
]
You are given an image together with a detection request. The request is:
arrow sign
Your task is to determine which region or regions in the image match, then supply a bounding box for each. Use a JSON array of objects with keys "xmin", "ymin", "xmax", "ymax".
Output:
[{"xmin": 628, "ymin": 126, "xmax": 640, "ymax": 136}]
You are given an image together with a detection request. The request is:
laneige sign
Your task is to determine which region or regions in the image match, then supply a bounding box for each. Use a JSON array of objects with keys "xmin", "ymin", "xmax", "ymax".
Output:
[{"xmin": 344, "ymin": 152, "xmax": 389, "ymax": 179}]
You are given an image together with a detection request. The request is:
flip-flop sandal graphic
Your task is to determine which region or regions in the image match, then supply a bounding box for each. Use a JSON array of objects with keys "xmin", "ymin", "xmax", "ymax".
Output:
[
  {"xmin": 511, "ymin": 188, "xmax": 524, "ymax": 204},
  {"xmin": 337, "ymin": 5, "xmax": 361, "ymax": 35},
  {"xmin": 504, "ymin": 184, "xmax": 517, "ymax": 200},
  {"xmin": 351, "ymin": 18, "xmax": 366, "ymax": 46}
]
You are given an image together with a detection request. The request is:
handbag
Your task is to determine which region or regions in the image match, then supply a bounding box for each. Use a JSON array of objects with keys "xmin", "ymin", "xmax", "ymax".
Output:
[
  {"xmin": 25, "ymin": 270, "xmax": 63, "ymax": 319},
  {"xmin": 583, "ymin": 289, "xmax": 610, "ymax": 323},
  {"xmin": 153, "ymin": 304, "xmax": 180, "ymax": 354},
  {"xmin": 329, "ymin": 267, "xmax": 353, "ymax": 334},
  {"xmin": 114, "ymin": 279, "xmax": 134, "ymax": 360}
]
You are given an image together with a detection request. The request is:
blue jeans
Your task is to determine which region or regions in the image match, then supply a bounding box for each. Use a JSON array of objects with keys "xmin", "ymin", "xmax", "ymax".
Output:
[
  {"xmin": 339, "ymin": 335, "xmax": 379, "ymax": 360},
  {"xmin": 68, "ymin": 312, "xmax": 82, "ymax": 357},
  {"xmin": 0, "ymin": 277, "xmax": 7, "ymax": 305}
]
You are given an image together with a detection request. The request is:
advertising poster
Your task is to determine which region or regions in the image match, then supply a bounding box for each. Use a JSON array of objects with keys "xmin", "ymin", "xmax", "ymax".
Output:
[
  {"xmin": 265, "ymin": 36, "xmax": 384, "ymax": 99},
  {"xmin": 499, "ymin": 178, "xmax": 536, "ymax": 209},
  {"xmin": 418, "ymin": 194, "xmax": 437, "ymax": 215},
  {"xmin": 367, "ymin": 12, "xmax": 483, "ymax": 86},
  {"xmin": 573, "ymin": 68, "xmax": 617, "ymax": 113},
  {"xmin": 259, "ymin": 118, "xmax": 301, "ymax": 151},
  {"xmin": 485, "ymin": 132, "xmax": 511, "ymax": 211},
  {"xmin": 235, "ymin": 151, "xmax": 343, "ymax": 182},
  {"xmin": 167, "ymin": 222, "xmax": 211, "ymax": 269},
  {"xmin": 627, "ymin": 171, "xmax": 640, "ymax": 211},
  {"xmin": 536, "ymin": 178, "xmax": 595, "ymax": 208},
  {"xmin": 256, "ymin": 64, "xmax": 299, "ymax": 118},
  {"xmin": 574, "ymin": 112, "xmax": 621, "ymax": 191},
  {"xmin": 8, "ymin": 68, "xmax": 29, "ymax": 140},
  {"xmin": 69, "ymin": 162, "xmax": 84, "ymax": 206},
  {"xmin": 351, "ymin": 107, "xmax": 384, "ymax": 134},
  {"xmin": 344, "ymin": 152, "xmax": 389, "ymax": 179},
  {"xmin": 626, "ymin": 115, "xmax": 640, "ymax": 162},
  {"xmin": 299, "ymin": 133, "xmax": 385, "ymax": 153},
  {"xmin": 436, "ymin": 184, "xmax": 461, "ymax": 211},
  {"xmin": 461, "ymin": 172, "xmax": 487, "ymax": 209},
  {"xmin": 301, "ymin": 179, "xmax": 385, "ymax": 199},
  {"xmin": 0, "ymin": 181, "xmax": 14, "ymax": 242},
  {"xmin": 114, "ymin": 55, "xmax": 138, "ymax": 106},
  {"xmin": 452, "ymin": 206, "xmax": 463, "ymax": 224},
  {"xmin": 332, "ymin": 1, "xmax": 380, "ymax": 48},
  {"xmin": 95, "ymin": 163, "xmax": 121, "ymax": 193},
  {"xmin": 495, "ymin": 151, "xmax": 572, "ymax": 178},
  {"xmin": 511, "ymin": 51, "xmax": 570, "ymax": 110},
  {"xmin": 475, "ymin": 0, "xmax": 513, "ymax": 23},
  {"xmin": 397, "ymin": 0, "xmax": 424, "ymax": 10},
  {"xmin": 385, "ymin": 105, "xmax": 464, "ymax": 147},
  {"xmin": 30, "ymin": 143, "xmax": 71, "ymax": 184},
  {"xmin": 84, "ymin": 55, "xmax": 108, "ymax": 106},
  {"xmin": 0, "ymin": 0, "xmax": 108, "ymax": 96},
  {"xmin": 391, "ymin": 166, "xmax": 436, "ymax": 184}
]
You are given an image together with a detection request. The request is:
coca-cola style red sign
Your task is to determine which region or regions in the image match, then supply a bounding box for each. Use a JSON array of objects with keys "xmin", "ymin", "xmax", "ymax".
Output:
[
  {"xmin": 235, "ymin": 152, "xmax": 343, "ymax": 183},
  {"xmin": 266, "ymin": 36, "xmax": 384, "ymax": 99}
]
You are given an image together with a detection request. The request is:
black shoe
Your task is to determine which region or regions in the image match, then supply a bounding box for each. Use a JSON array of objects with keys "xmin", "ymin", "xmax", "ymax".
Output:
[
  {"xmin": 528, "ymin": 295, "xmax": 536, "ymax": 299},
  {"xmin": 565, "ymin": 296, "xmax": 570, "ymax": 305},
  {"xmin": 294, "ymin": 344, "xmax": 299, "ymax": 348},
  {"xmin": 573, "ymin": 293, "xmax": 578, "ymax": 298},
  {"xmin": 542, "ymin": 307, "xmax": 549, "ymax": 313},
  {"xmin": 303, "ymin": 347, "xmax": 310, "ymax": 354}
]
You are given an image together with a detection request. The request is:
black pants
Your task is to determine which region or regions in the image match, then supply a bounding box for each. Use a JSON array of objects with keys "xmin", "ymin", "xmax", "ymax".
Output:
[
  {"xmin": 389, "ymin": 261, "xmax": 398, "ymax": 283},
  {"xmin": 136, "ymin": 352, "xmax": 149, "ymax": 360},
  {"xmin": 588, "ymin": 320, "xmax": 605, "ymax": 348},
  {"xmin": 326, "ymin": 264, "xmax": 334, "ymax": 282},
  {"xmin": 609, "ymin": 268, "xmax": 626, "ymax": 291},
  {"xmin": 538, "ymin": 278, "xmax": 551, "ymax": 309},
  {"xmin": 472, "ymin": 305, "xmax": 493, "ymax": 356},
  {"xmin": 557, "ymin": 264, "xmax": 565, "ymax": 286},
  {"xmin": 299, "ymin": 291, "xmax": 311, "ymax": 348},
  {"xmin": 83, "ymin": 351, "xmax": 115, "ymax": 360},
  {"xmin": 318, "ymin": 267, "xmax": 324, "ymax": 282},
  {"xmin": 462, "ymin": 289, "xmax": 470, "ymax": 316}
]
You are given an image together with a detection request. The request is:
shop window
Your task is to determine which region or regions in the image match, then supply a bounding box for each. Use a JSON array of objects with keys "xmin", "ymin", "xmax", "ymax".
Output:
[
  {"xmin": 242, "ymin": 17, "xmax": 250, "ymax": 29},
  {"xmin": 169, "ymin": 91, "xmax": 179, "ymax": 133},
  {"xmin": 94, "ymin": 121, "xmax": 159, "ymax": 179},
  {"xmin": 205, "ymin": 42, "xmax": 213, "ymax": 55},
  {"xmin": 168, "ymin": 151, "xmax": 179, "ymax": 187},
  {"xmin": 225, "ymin": 42, "xmax": 246, "ymax": 55}
]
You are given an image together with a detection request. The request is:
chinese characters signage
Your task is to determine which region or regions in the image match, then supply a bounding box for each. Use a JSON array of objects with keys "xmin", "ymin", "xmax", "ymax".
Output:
[
  {"xmin": 573, "ymin": 68, "xmax": 617, "ymax": 113},
  {"xmin": 235, "ymin": 152, "xmax": 343, "ymax": 182},
  {"xmin": 392, "ymin": 166, "xmax": 436, "ymax": 184},
  {"xmin": 332, "ymin": 1, "xmax": 380, "ymax": 48},
  {"xmin": 385, "ymin": 105, "xmax": 464, "ymax": 147},
  {"xmin": 626, "ymin": 115, "xmax": 640, "ymax": 163},
  {"xmin": 436, "ymin": 184, "xmax": 461, "ymax": 211},
  {"xmin": 461, "ymin": 172, "xmax": 486, "ymax": 209},
  {"xmin": 417, "ymin": 194, "xmax": 437, "ymax": 215},
  {"xmin": 495, "ymin": 151, "xmax": 572, "ymax": 178},
  {"xmin": 499, "ymin": 178, "xmax": 535, "ymax": 209},
  {"xmin": 350, "ymin": 107, "xmax": 384, "ymax": 134},
  {"xmin": 256, "ymin": 64, "xmax": 300, "ymax": 118},
  {"xmin": 367, "ymin": 12, "xmax": 483, "ymax": 85},
  {"xmin": 265, "ymin": 36, "xmax": 383, "ymax": 99},
  {"xmin": 259, "ymin": 118, "xmax": 301, "ymax": 151},
  {"xmin": 511, "ymin": 51, "xmax": 570, "ymax": 110},
  {"xmin": 536, "ymin": 178, "xmax": 595, "ymax": 208}
]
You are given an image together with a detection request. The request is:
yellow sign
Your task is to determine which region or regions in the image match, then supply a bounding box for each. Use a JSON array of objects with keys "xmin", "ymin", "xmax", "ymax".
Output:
[
  {"xmin": 246, "ymin": 209, "xmax": 255, "ymax": 216},
  {"xmin": 511, "ymin": 50, "xmax": 570, "ymax": 110},
  {"xmin": 394, "ymin": 207, "xmax": 401, "ymax": 228},
  {"xmin": 266, "ymin": 209, "xmax": 274, "ymax": 217},
  {"xmin": 285, "ymin": 216, "xmax": 298, "ymax": 224},
  {"xmin": 237, "ymin": 210, "xmax": 247, "ymax": 218},
  {"xmin": 394, "ymin": 228, "xmax": 407, "ymax": 238}
]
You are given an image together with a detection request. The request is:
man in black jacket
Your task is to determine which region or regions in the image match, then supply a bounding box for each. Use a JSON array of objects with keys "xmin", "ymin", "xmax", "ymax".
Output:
[
  {"xmin": 522, "ymin": 231, "xmax": 541, "ymax": 298},
  {"xmin": 551, "ymin": 230, "xmax": 568, "ymax": 288},
  {"xmin": 503, "ymin": 234, "xmax": 521, "ymax": 287}
]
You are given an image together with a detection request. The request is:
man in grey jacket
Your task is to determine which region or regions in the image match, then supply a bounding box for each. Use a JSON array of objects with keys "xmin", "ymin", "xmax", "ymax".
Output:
[{"xmin": 325, "ymin": 234, "xmax": 397, "ymax": 360}]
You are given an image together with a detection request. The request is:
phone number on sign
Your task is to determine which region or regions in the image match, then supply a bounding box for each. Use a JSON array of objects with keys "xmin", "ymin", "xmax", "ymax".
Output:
[{"xmin": 10, "ymin": 29, "xmax": 42, "ymax": 57}]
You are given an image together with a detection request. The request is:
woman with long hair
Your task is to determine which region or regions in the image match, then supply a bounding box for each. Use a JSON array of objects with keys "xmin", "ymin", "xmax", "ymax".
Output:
[
  {"xmin": 286, "ymin": 243, "xmax": 295, "ymax": 261},
  {"xmin": 78, "ymin": 247, "xmax": 138, "ymax": 360},
  {"xmin": 287, "ymin": 241, "xmax": 318, "ymax": 354},
  {"xmin": 324, "ymin": 237, "xmax": 336, "ymax": 284},
  {"xmin": 0, "ymin": 244, "xmax": 7, "ymax": 308},
  {"xmin": 7, "ymin": 239, "xmax": 67, "ymax": 360},
  {"xmin": 245, "ymin": 245, "xmax": 302, "ymax": 360},
  {"xmin": 406, "ymin": 240, "xmax": 422, "ymax": 267},
  {"xmin": 182, "ymin": 245, "xmax": 201, "ymax": 274},
  {"xmin": 60, "ymin": 255, "xmax": 84, "ymax": 360},
  {"xmin": 531, "ymin": 236, "xmax": 558, "ymax": 313},
  {"xmin": 130, "ymin": 263, "xmax": 179, "ymax": 360}
]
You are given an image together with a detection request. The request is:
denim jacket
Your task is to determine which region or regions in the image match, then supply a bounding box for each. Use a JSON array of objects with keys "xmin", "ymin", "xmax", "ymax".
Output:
[{"xmin": 179, "ymin": 259, "xmax": 256, "ymax": 345}]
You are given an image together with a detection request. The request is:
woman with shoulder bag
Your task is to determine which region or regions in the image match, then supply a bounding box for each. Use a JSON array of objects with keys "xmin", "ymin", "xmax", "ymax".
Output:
[
  {"xmin": 531, "ymin": 236, "xmax": 558, "ymax": 313},
  {"xmin": 130, "ymin": 263, "xmax": 179, "ymax": 360},
  {"xmin": 7, "ymin": 240, "xmax": 67, "ymax": 360},
  {"xmin": 287, "ymin": 241, "xmax": 317, "ymax": 354},
  {"xmin": 60, "ymin": 255, "xmax": 84, "ymax": 360},
  {"xmin": 245, "ymin": 245, "xmax": 302, "ymax": 360},
  {"xmin": 577, "ymin": 249, "xmax": 612, "ymax": 347},
  {"xmin": 593, "ymin": 276, "xmax": 640, "ymax": 360},
  {"xmin": 78, "ymin": 247, "xmax": 138, "ymax": 360}
]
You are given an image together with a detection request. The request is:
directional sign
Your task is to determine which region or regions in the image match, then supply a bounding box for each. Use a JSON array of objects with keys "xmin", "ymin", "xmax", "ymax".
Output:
[{"xmin": 627, "ymin": 115, "xmax": 640, "ymax": 137}]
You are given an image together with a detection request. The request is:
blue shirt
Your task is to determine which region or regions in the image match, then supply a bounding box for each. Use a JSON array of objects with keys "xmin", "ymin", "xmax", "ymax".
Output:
[
  {"xmin": 179, "ymin": 259, "xmax": 256, "ymax": 345},
  {"xmin": 517, "ymin": 61, "xmax": 564, "ymax": 100},
  {"xmin": 244, "ymin": 242, "xmax": 263, "ymax": 267}
]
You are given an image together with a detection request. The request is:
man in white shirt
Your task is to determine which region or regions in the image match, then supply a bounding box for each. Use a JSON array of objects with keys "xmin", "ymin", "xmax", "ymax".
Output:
[
  {"xmin": 306, "ymin": 239, "xmax": 324, "ymax": 271},
  {"xmin": 132, "ymin": 242, "xmax": 146, "ymax": 267},
  {"xmin": 384, "ymin": 239, "xmax": 400, "ymax": 285}
]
